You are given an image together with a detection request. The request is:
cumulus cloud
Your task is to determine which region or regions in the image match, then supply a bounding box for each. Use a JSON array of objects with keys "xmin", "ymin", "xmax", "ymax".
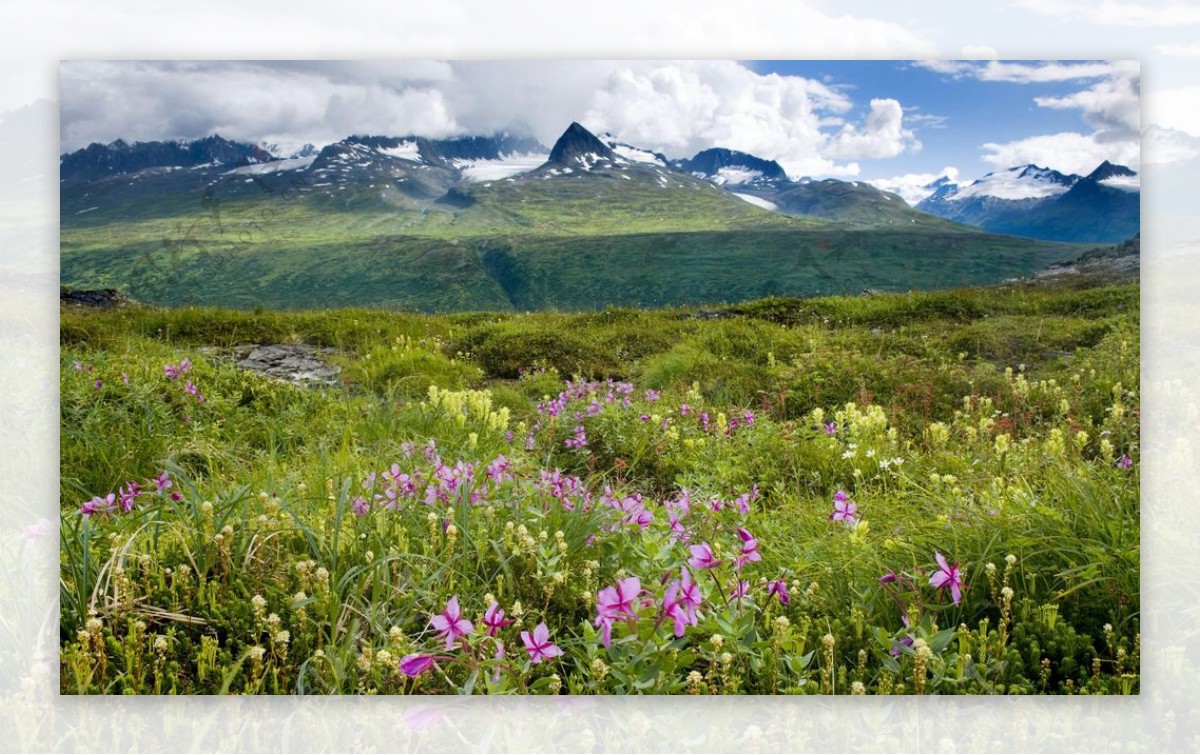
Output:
[
  {"xmin": 1012, "ymin": 0, "xmax": 1200, "ymax": 26},
  {"xmin": 866, "ymin": 166, "xmax": 960, "ymax": 206},
  {"xmin": 916, "ymin": 58, "xmax": 1144, "ymax": 172},
  {"xmin": 824, "ymin": 98, "xmax": 920, "ymax": 160},
  {"xmin": 1034, "ymin": 63, "xmax": 1141, "ymax": 139},
  {"xmin": 981, "ymin": 132, "xmax": 1141, "ymax": 174},
  {"xmin": 61, "ymin": 60, "xmax": 934, "ymax": 178},
  {"xmin": 581, "ymin": 61, "xmax": 865, "ymax": 177}
]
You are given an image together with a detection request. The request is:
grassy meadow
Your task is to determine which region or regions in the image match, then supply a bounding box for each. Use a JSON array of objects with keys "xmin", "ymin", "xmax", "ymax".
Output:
[{"xmin": 59, "ymin": 280, "xmax": 1139, "ymax": 694}]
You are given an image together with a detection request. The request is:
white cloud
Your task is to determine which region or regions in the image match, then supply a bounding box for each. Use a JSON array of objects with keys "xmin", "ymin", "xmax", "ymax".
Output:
[
  {"xmin": 915, "ymin": 59, "xmax": 1121, "ymax": 83},
  {"xmin": 1033, "ymin": 63, "xmax": 1140, "ymax": 138},
  {"xmin": 824, "ymin": 98, "xmax": 920, "ymax": 160},
  {"xmin": 981, "ymin": 132, "xmax": 1140, "ymax": 174},
  {"xmin": 1012, "ymin": 0, "xmax": 1200, "ymax": 26},
  {"xmin": 866, "ymin": 166, "xmax": 960, "ymax": 206},
  {"xmin": 915, "ymin": 59, "xmax": 1144, "ymax": 171},
  {"xmin": 62, "ymin": 60, "xmax": 935, "ymax": 178}
]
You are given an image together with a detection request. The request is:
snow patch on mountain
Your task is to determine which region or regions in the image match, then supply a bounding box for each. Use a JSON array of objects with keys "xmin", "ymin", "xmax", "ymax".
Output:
[
  {"xmin": 948, "ymin": 165, "xmax": 1076, "ymax": 202},
  {"xmin": 1100, "ymin": 174, "xmax": 1140, "ymax": 192},
  {"xmin": 455, "ymin": 152, "xmax": 549, "ymax": 181},
  {"xmin": 610, "ymin": 143, "xmax": 665, "ymax": 166},
  {"xmin": 377, "ymin": 141, "xmax": 422, "ymax": 162},
  {"xmin": 227, "ymin": 156, "xmax": 317, "ymax": 175},
  {"xmin": 713, "ymin": 167, "xmax": 765, "ymax": 186},
  {"xmin": 733, "ymin": 192, "xmax": 778, "ymax": 211}
]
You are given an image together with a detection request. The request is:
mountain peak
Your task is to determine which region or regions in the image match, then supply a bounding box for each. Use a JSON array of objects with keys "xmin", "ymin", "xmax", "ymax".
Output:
[
  {"xmin": 547, "ymin": 122, "xmax": 614, "ymax": 165},
  {"xmin": 1086, "ymin": 160, "xmax": 1137, "ymax": 182}
]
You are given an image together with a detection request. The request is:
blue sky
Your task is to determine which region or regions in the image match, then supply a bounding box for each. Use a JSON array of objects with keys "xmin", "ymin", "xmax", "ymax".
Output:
[{"xmin": 753, "ymin": 60, "xmax": 1106, "ymax": 179}]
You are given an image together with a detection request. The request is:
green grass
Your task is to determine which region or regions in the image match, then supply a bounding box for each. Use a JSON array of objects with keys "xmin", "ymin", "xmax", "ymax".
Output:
[{"xmin": 59, "ymin": 280, "xmax": 1139, "ymax": 695}]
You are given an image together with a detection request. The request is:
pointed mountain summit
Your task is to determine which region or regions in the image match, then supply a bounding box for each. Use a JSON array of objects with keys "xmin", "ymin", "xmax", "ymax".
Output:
[
  {"xmin": 1086, "ymin": 160, "xmax": 1136, "ymax": 183},
  {"xmin": 547, "ymin": 122, "xmax": 616, "ymax": 166}
]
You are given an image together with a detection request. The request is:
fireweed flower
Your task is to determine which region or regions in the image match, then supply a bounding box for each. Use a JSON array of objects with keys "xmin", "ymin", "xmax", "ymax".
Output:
[
  {"xmin": 930, "ymin": 552, "xmax": 964, "ymax": 605},
  {"xmin": 430, "ymin": 596, "xmax": 474, "ymax": 650},
  {"xmin": 1117, "ymin": 454, "xmax": 1133, "ymax": 470},
  {"xmin": 688, "ymin": 542, "xmax": 721, "ymax": 570},
  {"xmin": 521, "ymin": 622, "xmax": 563, "ymax": 664},
  {"xmin": 81, "ymin": 493, "xmax": 116, "ymax": 517},
  {"xmin": 824, "ymin": 422, "xmax": 837, "ymax": 436},
  {"xmin": 153, "ymin": 471, "xmax": 172, "ymax": 494},
  {"xmin": 767, "ymin": 579, "xmax": 790, "ymax": 605},
  {"xmin": 878, "ymin": 570, "xmax": 898, "ymax": 585},
  {"xmin": 663, "ymin": 568, "xmax": 703, "ymax": 636},
  {"xmin": 645, "ymin": 389, "xmax": 660, "ymax": 402},
  {"xmin": 730, "ymin": 580, "xmax": 750, "ymax": 603},
  {"xmin": 351, "ymin": 496, "xmax": 370, "ymax": 516},
  {"xmin": 890, "ymin": 615, "xmax": 915, "ymax": 657},
  {"xmin": 595, "ymin": 577, "xmax": 641, "ymax": 647},
  {"xmin": 118, "ymin": 482, "xmax": 140, "ymax": 512},
  {"xmin": 482, "ymin": 602, "xmax": 513, "ymax": 636},
  {"xmin": 829, "ymin": 490, "xmax": 857, "ymax": 525},
  {"xmin": 735, "ymin": 528, "xmax": 761, "ymax": 568},
  {"xmin": 399, "ymin": 654, "xmax": 436, "ymax": 677},
  {"xmin": 184, "ymin": 381, "xmax": 205, "ymax": 403}
]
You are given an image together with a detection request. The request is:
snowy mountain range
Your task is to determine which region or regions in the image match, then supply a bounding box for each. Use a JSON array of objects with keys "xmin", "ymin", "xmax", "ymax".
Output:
[
  {"xmin": 59, "ymin": 122, "xmax": 1137, "ymax": 242},
  {"xmin": 916, "ymin": 161, "xmax": 1139, "ymax": 243}
]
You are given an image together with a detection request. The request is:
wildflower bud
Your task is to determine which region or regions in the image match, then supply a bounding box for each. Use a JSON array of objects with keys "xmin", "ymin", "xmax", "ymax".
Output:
[
  {"xmin": 292, "ymin": 591, "xmax": 307, "ymax": 604},
  {"xmin": 273, "ymin": 630, "xmax": 290, "ymax": 646},
  {"xmin": 314, "ymin": 649, "xmax": 325, "ymax": 658},
  {"xmin": 686, "ymin": 670, "xmax": 704, "ymax": 694},
  {"xmin": 720, "ymin": 652, "xmax": 733, "ymax": 666},
  {"xmin": 823, "ymin": 633, "xmax": 835, "ymax": 650},
  {"xmin": 252, "ymin": 594, "xmax": 267, "ymax": 611},
  {"xmin": 913, "ymin": 638, "xmax": 932, "ymax": 661},
  {"xmin": 376, "ymin": 649, "xmax": 393, "ymax": 667},
  {"xmin": 86, "ymin": 617, "xmax": 103, "ymax": 633},
  {"xmin": 1001, "ymin": 586, "xmax": 1014, "ymax": 601},
  {"xmin": 547, "ymin": 674, "xmax": 562, "ymax": 694},
  {"xmin": 297, "ymin": 483, "xmax": 308, "ymax": 495},
  {"xmin": 200, "ymin": 501, "xmax": 213, "ymax": 514},
  {"xmin": 851, "ymin": 681, "xmax": 866, "ymax": 695},
  {"xmin": 710, "ymin": 634, "xmax": 724, "ymax": 649},
  {"xmin": 538, "ymin": 530, "xmax": 548, "ymax": 541},
  {"xmin": 775, "ymin": 616, "xmax": 791, "ymax": 633},
  {"xmin": 267, "ymin": 613, "xmax": 281, "ymax": 628},
  {"xmin": 249, "ymin": 646, "xmax": 266, "ymax": 662},
  {"xmin": 986, "ymin": 563, "xmax": 997, "ymax": 575},
  {"xmin": 315, "ymin": 567, "xmax": 329, "ymax": 583},
  {"xmin": 1005, "ymin": 554, "xmax": 1017, "ymax": 566},
  {"xmin": 511, "ymin": 601, "xmax": 524, "ymax": 617},
  {"xmin": 591, "ymin": 657, "xmax": 608, "ymax": 679},
  {"xmin": 554, "ymin": 530, "xmax": 565, "ymax": 541}
]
